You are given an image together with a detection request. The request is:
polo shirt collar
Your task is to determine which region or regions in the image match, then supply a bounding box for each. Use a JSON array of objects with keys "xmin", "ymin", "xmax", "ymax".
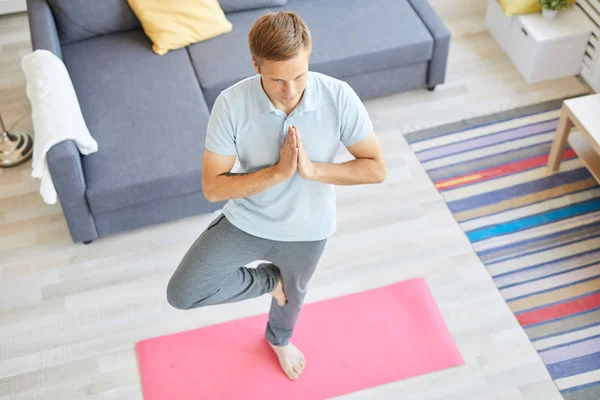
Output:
[{"xmin": 252, "ymin": 72, "xmax": 317, "ymax": 115}]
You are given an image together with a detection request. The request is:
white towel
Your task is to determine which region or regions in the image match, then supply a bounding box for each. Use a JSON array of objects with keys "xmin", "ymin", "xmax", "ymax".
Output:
[{"xmin": 21, "ymin": 49, "xmax": 98, "ymax": 205}]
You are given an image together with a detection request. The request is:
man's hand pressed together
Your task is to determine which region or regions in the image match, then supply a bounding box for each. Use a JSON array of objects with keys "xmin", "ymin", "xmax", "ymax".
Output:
[
  {"xmin": 294, "ymin": 126, "xmax": 317, "ymax": 180},
  {"xmin": 275, "ymin": 126, "xmax": 299, "ymax": 180}
]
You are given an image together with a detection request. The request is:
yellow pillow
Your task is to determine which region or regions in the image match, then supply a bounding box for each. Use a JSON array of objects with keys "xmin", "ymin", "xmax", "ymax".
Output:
[
  {"xmin": 498, "ymin": 0, "xmax": 576, "ymax": 16},
  {"xmin": 127, "ymin": 0, "xmax": 233, "ymax": 55}
]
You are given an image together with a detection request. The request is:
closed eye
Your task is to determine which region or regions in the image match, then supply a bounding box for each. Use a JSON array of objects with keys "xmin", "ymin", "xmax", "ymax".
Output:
[{"xmin": 271, "ymin": 74, "xmax": 304, "ymax": 83}]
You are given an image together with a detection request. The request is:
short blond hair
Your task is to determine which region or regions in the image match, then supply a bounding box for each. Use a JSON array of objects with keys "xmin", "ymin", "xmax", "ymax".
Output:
[{"xmin": 248, "ymin": 11, "xmax": 312, "ymax": 66}]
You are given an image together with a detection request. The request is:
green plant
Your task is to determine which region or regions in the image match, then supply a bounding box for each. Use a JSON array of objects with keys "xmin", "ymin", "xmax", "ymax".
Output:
[{"xmin": 538, "ymin": 0, "xmax": 568, "ymax": 10}]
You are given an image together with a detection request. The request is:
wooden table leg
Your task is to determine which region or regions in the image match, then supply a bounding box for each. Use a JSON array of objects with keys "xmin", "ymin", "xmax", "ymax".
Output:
[{"xmin": 547, "ymin": 105, "xmax": 573, "ymax": 173}]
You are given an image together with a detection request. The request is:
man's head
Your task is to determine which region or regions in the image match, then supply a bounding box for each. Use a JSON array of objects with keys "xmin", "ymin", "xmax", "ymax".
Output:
[{"xmin": 248, "ymin": 11, "xmax": 312, "ymax": 109}]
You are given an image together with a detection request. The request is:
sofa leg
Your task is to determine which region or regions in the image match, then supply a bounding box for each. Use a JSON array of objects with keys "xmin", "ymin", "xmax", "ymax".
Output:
[
  {"xmin": 428, "ymin": 85, "xmax": 437, "ymax": 91},
  {"xmin": 83, "ymin": 240, "xmax": 93, "ymax": 245}
]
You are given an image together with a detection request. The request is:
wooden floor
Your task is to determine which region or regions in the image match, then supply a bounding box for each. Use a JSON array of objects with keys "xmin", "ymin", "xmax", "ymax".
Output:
[{"xmin": 0, "ymin": 1, "xmax": 594, "ymax": 399}]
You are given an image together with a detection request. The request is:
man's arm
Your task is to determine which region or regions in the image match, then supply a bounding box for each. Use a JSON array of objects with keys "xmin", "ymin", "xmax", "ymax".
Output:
[
  {"xmin": 296, "ymin": 81, "xmax": 386, "ymax": 186},
  {"xmin": 202, "ymin": 127, "xmax": 299, "ymax": 202},
  {"xmin": 201, "ymin": 151, "xmax": 282, "ymax": 202},
  {"xmin": 297, "ymin": 129, "xmax": 387, "ymax": 185}
]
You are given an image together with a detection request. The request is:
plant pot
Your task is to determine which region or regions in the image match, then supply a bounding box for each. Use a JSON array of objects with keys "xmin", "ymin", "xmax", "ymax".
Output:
[{"xmin": 542, "ymin": 8, "xmax": 559, "ymax": 19}]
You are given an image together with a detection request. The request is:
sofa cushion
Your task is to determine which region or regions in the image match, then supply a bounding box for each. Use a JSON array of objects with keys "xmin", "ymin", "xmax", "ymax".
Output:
[
  {"xmin": 48, "ymin": 0, "xmax": 141, "ymax": 44},
  {"xmin": 188, "ymin": 0, "xmax": 434, "ymax": 108},
  {"xmin": 219, "ymin": 0, "xmax": 287, "ymax": 13},
  {"xmin": 61, "ymin": 30, "xmax": 211, "ymax": 215},
  {"xmin": 127, "ymin": 0, "xmax": 232, "ymax": 55}
]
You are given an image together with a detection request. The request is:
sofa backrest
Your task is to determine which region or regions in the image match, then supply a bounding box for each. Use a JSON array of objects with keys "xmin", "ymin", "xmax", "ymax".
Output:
[
  {"xmin": 219, "ymin": 0, "xmax": 287, "ymax": 13},
  {"xmin": 46, "ymin": 0, "xmax": 289, "ymax": 44},
  {"xmin": 47, "ymin": 0, "xmax": 141, "ymax": 44}
]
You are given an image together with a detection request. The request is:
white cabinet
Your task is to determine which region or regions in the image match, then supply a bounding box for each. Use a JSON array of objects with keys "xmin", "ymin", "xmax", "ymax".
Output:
[
  {"xmin": 0, "ymin": 0, "xmax": 26, "ymax": 15},
  {"xmin": 486, "ymin": 0, "xmax": 513, "ymax": 54},
  {"xmin": 486, "ymin": 0, "xmax": 595, "ymax": 84},
  {"xmin": 578, "ymin": 0, "xmax": 600, "ymax": 92}
]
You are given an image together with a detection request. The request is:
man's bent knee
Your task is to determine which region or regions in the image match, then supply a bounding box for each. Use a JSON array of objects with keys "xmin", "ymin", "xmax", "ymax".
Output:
[
  {"xmin": 166, "ymin": 283, "xmax": 190, "ymax": 310},
  {"xmin": 166, "ymin": 275, "xmax": 199, "ymax": 310},
  {"xmin": 166, "ymin": 278, "xmax": 218, "ymax": 310}
]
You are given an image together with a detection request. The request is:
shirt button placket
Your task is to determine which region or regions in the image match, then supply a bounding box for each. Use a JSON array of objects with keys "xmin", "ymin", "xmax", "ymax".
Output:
[{"xmin": 282, "ymin": 114, "xmax": 292, "ymax": 146}]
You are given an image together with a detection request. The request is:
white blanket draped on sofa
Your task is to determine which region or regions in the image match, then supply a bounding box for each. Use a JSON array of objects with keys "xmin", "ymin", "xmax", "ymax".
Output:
[{"xmin": 21, "ymin": 49, "xmax": 98, "ymax": 205}]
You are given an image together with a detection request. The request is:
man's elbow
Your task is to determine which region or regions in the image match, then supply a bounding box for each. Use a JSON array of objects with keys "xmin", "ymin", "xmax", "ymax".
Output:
[
  {"xmin": 374, "ymin": 160, "xmax": 387, "ymax": 184},
  {"xmin": 202, "ymin": 180, "xmax": 219, "ymax": 203},
  {"xmin": 203, "ymin": 188, "xmax": 215, "ymax": 202},
  {"xmin": 204, "ymin": 190, "xmax": 218, "ymax": 203}
]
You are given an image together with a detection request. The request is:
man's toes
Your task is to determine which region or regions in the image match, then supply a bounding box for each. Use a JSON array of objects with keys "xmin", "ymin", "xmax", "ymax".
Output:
[
  {"xmin": 292, "ymin": 365, "xmax": 302, "ymax": 378},
  {"xmin": 287, "ymin": 368, "xmax": 299, "ymax": 380},
  {"xmin": 284, "ymin": 362, "xmax": 297, "ymax": 378},
  {"xmin": 294, "ymin": 357, "xmax": 304, "ymax": 370}
]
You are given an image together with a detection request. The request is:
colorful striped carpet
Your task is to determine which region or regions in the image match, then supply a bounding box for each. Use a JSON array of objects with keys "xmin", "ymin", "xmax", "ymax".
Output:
[{"xmin": 405, "ymin": 99, "xmax": 600, "ymax": 400}]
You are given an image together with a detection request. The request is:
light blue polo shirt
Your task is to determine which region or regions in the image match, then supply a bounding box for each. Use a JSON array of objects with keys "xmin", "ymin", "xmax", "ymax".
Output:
[{"xmin": 205, "ymin": 71, "xmax": 373, "ymax": 242}]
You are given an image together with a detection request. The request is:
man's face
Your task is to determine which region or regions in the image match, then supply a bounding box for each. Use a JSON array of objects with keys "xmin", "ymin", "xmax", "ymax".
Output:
[{"xmin": 253, "ymin": 48, "xmax": 310, "ymax": 109}]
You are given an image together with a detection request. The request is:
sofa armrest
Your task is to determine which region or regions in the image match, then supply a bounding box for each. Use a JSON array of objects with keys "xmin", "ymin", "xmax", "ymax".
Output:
[
  {"xmin": 408, "ymin": 0, "xmax": 451, "ymax": 88},
  {"xmin": 26, "ymin": 1, "xmax": 96, "ymax": 243},
  {"xmin": 26, "ymin": 0, "xmax": 63, "ymax": 59},
  {"xmin": 47, "ymin": 140, "xmax": 98, "ymax": 243}
]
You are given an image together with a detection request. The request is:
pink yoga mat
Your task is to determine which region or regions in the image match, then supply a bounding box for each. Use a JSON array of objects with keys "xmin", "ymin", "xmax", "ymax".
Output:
[{"xmin": 136, "ymin": 278, "xmax": 463, "ymax": 399}]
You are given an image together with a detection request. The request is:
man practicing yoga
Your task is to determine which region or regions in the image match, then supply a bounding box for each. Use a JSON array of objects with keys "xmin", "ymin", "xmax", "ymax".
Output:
[{"xmin": 166, "ymin": 11, "xmax": 386, "ymax": 380}]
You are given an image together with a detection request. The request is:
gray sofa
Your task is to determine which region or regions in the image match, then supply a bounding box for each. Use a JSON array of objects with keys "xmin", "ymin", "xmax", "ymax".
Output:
[{"xmin": 27, "ymin": 0, "xmax": 451, "ymax": 244}]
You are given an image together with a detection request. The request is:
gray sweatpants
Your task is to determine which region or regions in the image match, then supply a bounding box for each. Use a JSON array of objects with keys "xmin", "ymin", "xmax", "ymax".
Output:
[{"xmin": 166, "ymin": 214, "xmax": 327, "ymax": 346}]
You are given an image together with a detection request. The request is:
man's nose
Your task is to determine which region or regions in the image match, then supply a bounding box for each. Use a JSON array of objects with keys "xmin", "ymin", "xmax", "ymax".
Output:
[{"xmin": 284, "ymin": 81, "xmax": 295, "ymax": 94}]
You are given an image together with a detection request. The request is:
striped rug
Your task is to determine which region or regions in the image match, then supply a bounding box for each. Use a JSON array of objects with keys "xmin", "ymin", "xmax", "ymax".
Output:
[{"xmin": 405, "ymin": 99, "xmax": 600, "ymax": 400}]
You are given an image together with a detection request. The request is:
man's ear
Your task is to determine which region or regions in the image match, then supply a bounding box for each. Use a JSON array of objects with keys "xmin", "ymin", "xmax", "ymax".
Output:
[{"xmin": 252, "ymin": 57, "xmax": 260, "ymax": 74}]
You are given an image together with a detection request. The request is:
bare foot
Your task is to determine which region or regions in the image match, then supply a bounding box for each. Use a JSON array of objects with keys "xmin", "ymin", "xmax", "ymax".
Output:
[
  {"xmin": 269, "ymin": 276, "xmax": 287, "ymax": 306},
  {"xmin": 268, "ymin": 341, "xmax": 306, "ymax": 380}
]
